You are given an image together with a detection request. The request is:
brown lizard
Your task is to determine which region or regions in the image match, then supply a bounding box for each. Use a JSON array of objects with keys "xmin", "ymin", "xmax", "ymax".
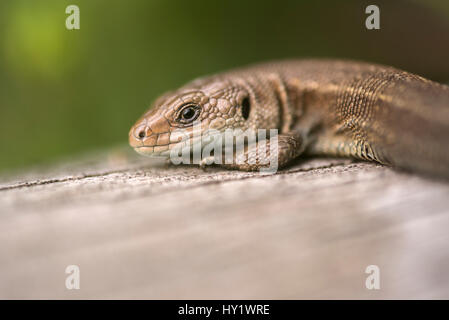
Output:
[{"xmin": 129, "ymin": 59, "xmax": 449, "ymax": 177}]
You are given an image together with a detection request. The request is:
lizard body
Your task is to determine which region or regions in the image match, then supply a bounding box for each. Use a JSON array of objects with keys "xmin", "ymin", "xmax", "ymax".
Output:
[{"xmin": 129, "ymin": 59, "xmax": 449, "ymax": 177}]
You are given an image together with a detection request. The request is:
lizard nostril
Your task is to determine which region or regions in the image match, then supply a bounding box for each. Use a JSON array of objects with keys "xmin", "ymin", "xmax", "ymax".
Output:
[{"xmin": 138, "ymin": 130, "xmax": 146, "ymax": 139}]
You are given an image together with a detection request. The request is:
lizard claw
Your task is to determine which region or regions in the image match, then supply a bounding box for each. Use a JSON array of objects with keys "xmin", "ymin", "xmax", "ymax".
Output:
[{"xmin": 199, "ymin": 156, "xmax": 215, "ymax": 171}]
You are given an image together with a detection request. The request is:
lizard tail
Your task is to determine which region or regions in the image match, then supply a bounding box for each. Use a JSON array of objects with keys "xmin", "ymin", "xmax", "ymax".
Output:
[{"xmin": 368, "ymin": 75, "xmax": 449, "ymax": 178}]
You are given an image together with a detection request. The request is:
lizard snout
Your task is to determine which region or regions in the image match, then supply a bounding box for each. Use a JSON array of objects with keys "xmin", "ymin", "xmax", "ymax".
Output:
[{"xmin": 129, "ymin": 117, "xmax": 172, "ymax": 157}]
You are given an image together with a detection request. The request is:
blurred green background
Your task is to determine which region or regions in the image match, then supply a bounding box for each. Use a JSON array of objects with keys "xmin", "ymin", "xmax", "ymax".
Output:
[{"xmin": 0, "ymin": 0, "xmax": 448, "ymax": 173}]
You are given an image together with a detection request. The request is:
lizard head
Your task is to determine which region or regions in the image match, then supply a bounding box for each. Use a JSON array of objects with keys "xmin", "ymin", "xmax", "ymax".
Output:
[{"xmin": 129, "ymin": 76, "xmax": 261, "ymax": 158}]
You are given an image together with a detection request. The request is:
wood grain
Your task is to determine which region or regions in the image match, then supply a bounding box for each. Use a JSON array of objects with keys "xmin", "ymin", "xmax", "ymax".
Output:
[{"xmin": 1, "ymin": 147, "xmax": 449, "ymax": 299}]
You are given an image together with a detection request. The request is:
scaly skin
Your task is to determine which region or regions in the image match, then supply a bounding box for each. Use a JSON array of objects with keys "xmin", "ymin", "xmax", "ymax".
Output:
[{"xmin": 129, "ymin": 59, "xmax": 449, "ymax": 177}]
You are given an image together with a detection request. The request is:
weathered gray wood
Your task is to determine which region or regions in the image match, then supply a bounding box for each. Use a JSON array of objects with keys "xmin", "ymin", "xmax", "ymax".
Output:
[{"xmin": 1, "ymin": 146, "xmax": 449, "ymax": 299}]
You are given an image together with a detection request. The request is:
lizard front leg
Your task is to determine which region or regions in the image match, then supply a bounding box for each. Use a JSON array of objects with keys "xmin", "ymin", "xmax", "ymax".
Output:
[{"xmin": 212, "ymin": 132, "xmax": 305, "ymax": 172}]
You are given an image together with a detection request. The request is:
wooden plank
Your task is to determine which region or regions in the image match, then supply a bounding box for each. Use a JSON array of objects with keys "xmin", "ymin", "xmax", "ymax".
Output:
[{"xmin": 1, "ymin": 147, "xmax": 449, "ymax": 299}]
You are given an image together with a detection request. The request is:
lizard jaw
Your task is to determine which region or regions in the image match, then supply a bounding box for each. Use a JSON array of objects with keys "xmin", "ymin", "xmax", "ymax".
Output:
[
  {"xmin": 133, "ymin": 146, "xmax": 171, "ymax": 158},
  {"xmin": 133, "ymin": 134, "xmax": 209, "ymax": 160}
]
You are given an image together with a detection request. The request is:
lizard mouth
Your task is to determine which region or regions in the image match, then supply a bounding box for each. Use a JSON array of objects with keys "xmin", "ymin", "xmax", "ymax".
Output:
[
  {"xmin": 132, "ymin": 133, "xmax": 207, "ymax": 159},
  {"xmin": 133, "ymin": 145, "xmax": 171, "ymax": 158}
]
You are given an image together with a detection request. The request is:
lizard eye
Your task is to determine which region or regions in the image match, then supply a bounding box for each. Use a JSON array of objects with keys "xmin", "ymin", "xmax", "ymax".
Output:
[{"xmin": 178, "ymin": 104, "xmax": 200, "ymax": 123}]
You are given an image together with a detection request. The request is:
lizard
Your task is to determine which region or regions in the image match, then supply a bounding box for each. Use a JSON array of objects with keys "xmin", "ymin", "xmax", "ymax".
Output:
[{"xmin": 129, "ymin": 59, "xmax": 449, "ymax": 178}]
